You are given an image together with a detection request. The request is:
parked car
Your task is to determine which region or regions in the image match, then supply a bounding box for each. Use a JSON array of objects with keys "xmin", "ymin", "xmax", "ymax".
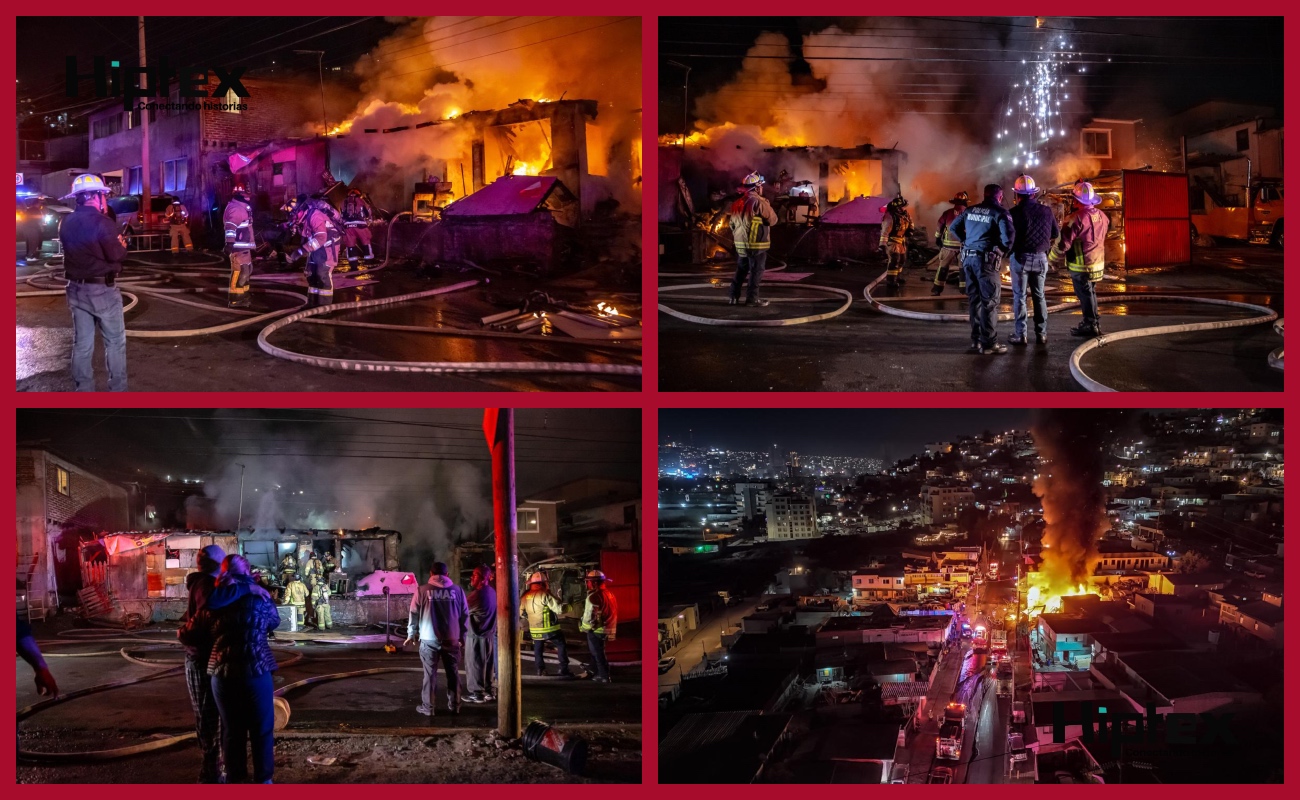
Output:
[
  {"xmin": 108, "ymin": 193, "xmax": 182, "ymax": 236},
  {"xmin": 658, "ymin": 656, "xmax": 676, "ymax": 675},
  {"xmin": 929, "ymin": 766, "xmax": 954, "ymax": 784},
  {"xmin": 16, "ymin": 193, "xmax": 74, "ymax": 239}
]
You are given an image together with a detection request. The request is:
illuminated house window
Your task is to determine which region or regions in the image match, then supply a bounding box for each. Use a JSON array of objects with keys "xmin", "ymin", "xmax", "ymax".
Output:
[
  {"xmin": 225, "ymin": 88, "xmax": 242, "ymax": 114},
  {"xmin": 517, "ymin": 509, "xmax": 539, "ymax": 533},
  {"xmin": 56, "ymin": 466, "xmax": 70, "ymax": 496}
]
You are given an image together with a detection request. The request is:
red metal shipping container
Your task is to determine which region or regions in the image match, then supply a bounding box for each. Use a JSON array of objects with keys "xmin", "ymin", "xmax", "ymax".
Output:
[{"xmin": 1124, "ymin": 169, "xmax": 1192, "ymax": 267}]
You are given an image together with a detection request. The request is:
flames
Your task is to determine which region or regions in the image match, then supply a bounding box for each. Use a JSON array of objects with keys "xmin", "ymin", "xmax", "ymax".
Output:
[
  {"xmin": 511, "ymin": 161, "xmax": 540, "ymax": 176},
  {"xmin": 1023, "ymin": 570, "xmax": 1099, "ymax": 615}
]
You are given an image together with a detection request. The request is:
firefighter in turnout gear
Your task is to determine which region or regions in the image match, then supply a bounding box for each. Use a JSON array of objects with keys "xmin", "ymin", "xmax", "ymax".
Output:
[
  {"xmin": 728, "ymin": 172, "xmax": 778, "ymax": 307},
  {"xmin": 284, "ymin": 573, "xmax": 309, "ymax": 629},
  {"xmin": 341, "ymin": 188, "xmax": 376, "ymax": 266},
  {"xmin": 223, "ymin": 186, "xmax": 256, "ymax": 307},
  {"xmin": 287, "ymin": 194, "xmax": 344, "ymax": 306},
  {"xmin": 302, "ymin": 551, "xmax": 324, "ymax": 591},
  {"xmin": 521, "ymin": 571, "xmax": 574, "ymax": 678},
  {"xmin": 879, "ymin": 194, "xmax": 913, "ymax": 290},
  {"xmin": 278, "ymin": 551, "xmax": 299, "ymax": 586},
  {"xmin": 931, "ymin": 191, "xmax": 969, "ymax": 295},
  {"xmin": 949, "ymin": 184, "xmax": 1015, "ymax": 354},
  {"xmin": 310, "ymin": 578, "xmax": 332, "ymax": 630},
  {"xmin": 1050, "ymin": 181, "xmax": 1109, "ymax": 338},
  {"xmin": 165, "ymin": 200, "xmax": 193, "ymax": 254},
  {"xmin": 580, "ymin": 569, "xmax": 618, "ymax": 683}
]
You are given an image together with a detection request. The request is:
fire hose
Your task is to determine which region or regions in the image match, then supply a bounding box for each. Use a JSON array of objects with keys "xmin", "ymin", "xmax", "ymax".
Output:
[
  {"xmin": 258, "ymin": 281, "xmax": 642, "ymax": 376},
  {"xmin": 18, "ymin": 635, "xmax": 633, "ymax": 763},
  {"xmin": 861, "ymin": 270, "xmax": 1279, "ymax": 392},
  {"xmin": 658, "ymin": 281, "xmax": 854, "ymax": 327}
]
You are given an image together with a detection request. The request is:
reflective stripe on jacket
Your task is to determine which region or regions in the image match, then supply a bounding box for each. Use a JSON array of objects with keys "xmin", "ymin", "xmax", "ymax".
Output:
[
  {"xmin": 1052, "ymin": 206, "xmax": 1108, "ymax": 280},
  {"xmin": 728, "ymin": 191, "xmax": 777, "ymax": 254},
  {"xmin": 223, "ymin": 200, "xmax": 254, "ymax": 248},
  {"xmin": 880, "ymin": 209, "xmax": 913, "ymax": 247},
  {"xmin": 521, "ymin": 589, "xmax": 563, "ymax": 636},
  {"xmin": 938, "ymin": 206, "xmax": 964, "ymax": 248},
  {"xmin": 580, "ymin": 587, "xmax": 618, "ymax": 638}
]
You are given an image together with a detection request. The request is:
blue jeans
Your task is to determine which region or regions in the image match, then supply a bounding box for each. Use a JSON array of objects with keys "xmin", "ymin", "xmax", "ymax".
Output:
[
  {"xmin": 211, "ymin": 671, "xmax": 275, "ymax": 784},
  {"xmin": 531, "ymin": 631, "xmax": 571, "ymax": 675},
  {"xmin": 65, "ymin": 281, "xmax": 127, "ymax": 392},
  {"xmin": 1010, "ymin": 253, "xmax": 1049, "ymax": 338},
  {"xmin": 730, "ymin": 249, "xmax": 768, "ymax": 302},
  {"xmin": 586, "ymin": 631, "xmax": 610, "ymax": 680},
  {"xmin": 961, "ymin": 250, "xmax": 1002, "ymax": 347},
  {"xmin": 1071, "ymin": 271, "xmax": 1101, "ymax": 330}
]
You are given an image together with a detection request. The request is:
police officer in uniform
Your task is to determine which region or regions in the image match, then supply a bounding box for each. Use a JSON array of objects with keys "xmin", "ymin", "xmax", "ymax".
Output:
[{"xmin": 949, "ymin": 184, "xmax": 1015, "ymax": 354}]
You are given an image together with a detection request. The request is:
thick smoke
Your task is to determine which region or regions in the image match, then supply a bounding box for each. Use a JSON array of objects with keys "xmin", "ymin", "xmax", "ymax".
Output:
[
  {"xmin": 195, "ymin": 413, "xmax": 493, "ymax": 569},
  {"xmin": 686, "ymin": 20, "xmax": 1098, "ymax": 226},
  {"xmin": 1031, "ymin": 410, "xmax": 1128, "ymax": 589},
  {"xmin": 317, "ymin": 16, "xmax": 642, "ymax": 212}
]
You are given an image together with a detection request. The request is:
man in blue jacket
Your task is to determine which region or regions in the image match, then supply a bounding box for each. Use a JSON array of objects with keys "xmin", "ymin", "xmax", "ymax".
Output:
[
  {"xmin": 949, "ymin": 184, "xmax": 1015, "ymax": 355},
  {"xmin": 405, "ymin": 562, "xmax": 470, "ymax": 716},
  {"xmin": 463, "ymin": 564, "xmax": 497, "ymax": 704}
]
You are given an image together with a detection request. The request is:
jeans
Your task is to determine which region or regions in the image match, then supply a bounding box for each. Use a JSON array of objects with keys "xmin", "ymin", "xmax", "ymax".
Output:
[
  {"xmin": 961, "ymin": 250, "xmax": 1002, "ymax": 347},
  {"xmin": 586, "ymin": 632, "xmax": 610, "ymax": 680},
  {"xmin": 65, "ymin": 280, "xmax": 127, "ymax": 392},
  {"xmin": 185, "ymin": 657, "xmax": 223, "ymax": 783},
  {"xmin": 531, "ymin": 631, "xmax": 571, "ymax": 675},
  {"xmin": 419, "ymin": 640, "xmax": 461, "ymax": 712},
  {"xmin": 466, "ymin": 631, "xmax": 496, "ymax": 695},
  {"xmin": 1071, "ymin": 271, "xmax": 1102, "ymax": 330},
  {"xmin": 1010, "ymin": 253, "xmax": 1049, "ymax": 338},
  {"xmin": 730, "ymin": 249, "xmax": 768, "ymax": 302},
  {"xmin": 210, "ymin": 671, "xmax": 275, "ymax": 784}
]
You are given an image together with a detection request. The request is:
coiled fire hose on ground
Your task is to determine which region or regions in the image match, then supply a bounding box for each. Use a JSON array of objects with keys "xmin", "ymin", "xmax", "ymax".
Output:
[
  {"xmin": 258, "ymin": 280, "xmax": 642, "ymax": 376},
  {"xmin": 860, "ymin": 270, "xmax": 1279, "ymax": 392},
  {"xmin": 658, "ymin": 281, "xmax": 854, "ymax": 327},
  {"xmin": 18, "ymin": 633, "xmax": 637, "ymax": 763}
]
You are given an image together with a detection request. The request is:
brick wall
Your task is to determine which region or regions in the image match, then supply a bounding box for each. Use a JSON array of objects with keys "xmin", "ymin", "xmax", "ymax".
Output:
[
  {"xmin": 200, "ymin": 78, "xmax": 321, "ymax": 151},
  {"xmin": 40, "ymin": 454, "xmax": 129, "ymax": 530}
]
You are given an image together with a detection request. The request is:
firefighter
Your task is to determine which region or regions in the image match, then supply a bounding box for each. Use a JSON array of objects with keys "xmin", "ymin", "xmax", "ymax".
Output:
[
  {"xmin": 165, "ymin": 199, "xmax": 193, "ymax": 254},
  {"xmin": 278, "ymin": 551, "xmax": 299, "ymax": 586},
  {"xmin": 579, "ymin": 569, "xmax": 618, "ymax": 683},
  {"xmin": 286, "ymin": 194, "xmax": 344, "ymax": 306},
  {"xmin": 302, "ymin": 551, "xmax": 324, "ymax": 591},
  {"xmin": 727, "ymin": 172, "xmax": 778, "ymax": 307},
  {"xmin": 931, "ymin": 191, "xmax": 969, "ymax": 296},
  {"xmin": 879, "ymin": 193, "xmax": 914, "ymax": 290},
  {"xmin": 310, "ymin": 578, "xmax": 332, "ymax": 631},
  {"xmin": 520, "ymin": 571, "xmax": 574, "ymax": 678},
  {"xmin": 223, "ymin": 186, "xmax": 256, "ymax": 307},
  {"xmin": 1050, "ymin": 181, "xmax": 1109, "ymax": 338},
  {"xmin": 322, "ymin": 552, "xmax": 338, "ymax": 591},
  {"xmin": 341, "ymin": 188, "xmax": 376, "ymax": 265},
  {"xmin": 1007, "ymin": 174, "xmax": 1060, "ymax": 346},
  {"xmin": 949, "ymin": 184, "xmax": 1015, "ymax": 354},
  {"xmin": 284, "ymin": 572, "xmax": 309, "ymax": 629},
  {"xmin": 20, "ymin": 196, "xmax": 45, "ymax": 265}
]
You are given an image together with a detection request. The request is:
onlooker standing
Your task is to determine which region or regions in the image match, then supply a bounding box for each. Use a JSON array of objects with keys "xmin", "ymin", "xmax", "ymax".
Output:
[
  {"xmin": 58, "ymin": 174, "xmax": 129, "ymax": 391},
  {"xmin": 463, "ymin": 565, "xmax": 497, "ymax": 704},
  {"xmin": 180, "ymin": 555, "xmax": 280, "ymax": 784},
  {"xmin": 179, "ymin": 544, "xmax": 226, "ymax": 783},
  {"xmin": 404, "ymin": 562, "xmax": 469, "ymax": 716},
  {"xmin": 1007, "ymin": 175, "xmax": 1060, "ymax": 346},
  {"xmin": 579, "ymin": 570, "xmax": 619, "ymax": 684}
]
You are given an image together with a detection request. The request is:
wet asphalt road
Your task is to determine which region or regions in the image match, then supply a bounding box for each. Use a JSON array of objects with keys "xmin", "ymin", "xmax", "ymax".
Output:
[{"xmin": 659, "ymin": 244, "xmax": 1283, "ymax": 393}]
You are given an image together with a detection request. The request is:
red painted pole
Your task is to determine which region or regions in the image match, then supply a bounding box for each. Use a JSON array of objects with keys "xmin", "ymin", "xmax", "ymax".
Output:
[{"xmin": 485, "ymin": 408, "xmax": 520, "ymax": 738}]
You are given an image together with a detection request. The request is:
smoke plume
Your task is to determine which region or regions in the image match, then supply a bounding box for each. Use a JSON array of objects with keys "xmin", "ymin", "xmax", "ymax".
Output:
[
  {"xmin": 1031, "ymin": 410, "xmax": 1129, "ymax": 590},
  {"xmin": 683, "ymin": 20, "xmax": 1099, "ymax": 226}
]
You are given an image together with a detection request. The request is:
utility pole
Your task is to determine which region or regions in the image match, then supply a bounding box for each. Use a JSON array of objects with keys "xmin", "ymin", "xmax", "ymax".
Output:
[
  {"xmin": 138, "ymin": 17, "xmax": 152, "ymax": 233},
  {"xmin": 235, "ymin": 463, "xmax": 246, "ymax": 532},
  {"xmin": 485, "ymin": 409, "xmax": 520, "ymax": 738},
  {"xmin": 667, "ymin": 60, "xmax": 691, "ymax": 148},
  {"xmin": 294, "ymin": 50, "xmax": 330, "ymax": 163}
]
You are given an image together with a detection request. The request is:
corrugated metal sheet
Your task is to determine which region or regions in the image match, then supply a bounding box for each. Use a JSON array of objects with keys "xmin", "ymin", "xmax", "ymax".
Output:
[
  {"xmin": 1124, "ymin": 170, "xmax": 1191, "ymax": 267},
  {"xmin": 442, "ymin": 175, "xmax": 561, "ymax": 216}
]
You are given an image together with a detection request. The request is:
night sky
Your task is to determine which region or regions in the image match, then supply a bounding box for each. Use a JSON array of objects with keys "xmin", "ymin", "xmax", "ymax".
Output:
[
  {"xmin": 660, "ymin": 408, "xmax": 1031, "ymax": 463},
  {"xmin": 658, "ymin": 16, "xmax": 1284, "ymax": 133},
  {"xmin": 16, "ymin": 16, "xmax": 401, "ymax": 127},
  {"xmin": 16, "ymin": 408, "xmax": 640, "ymax": 499}
]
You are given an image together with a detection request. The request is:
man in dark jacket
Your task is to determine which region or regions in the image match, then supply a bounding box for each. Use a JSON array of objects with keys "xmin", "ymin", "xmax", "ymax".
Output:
[
  {"xmin": 1007, "ymin": 175, "xmax": 1060, "ymax": 346},
  {"xmin": 404, "ymin": 562, "xmax": 470, "ymax": 716},
  {"xmin": 179, "ymin": 544, "xmax": 226, "ymax": 783},
  {"xmin": 949, "ymin": 184, "xmax": 1015, "ymax": 355},
  {"xmin": 463, "ymin": 564, "xmax": 497, "ymax": 704},
  {"xmin": 180, "ymin": 554, "xmax": 280, "ymax": 784},
  {"xmin": 58, "ymin": 174, "xmax": 129, "ymax": 391}
]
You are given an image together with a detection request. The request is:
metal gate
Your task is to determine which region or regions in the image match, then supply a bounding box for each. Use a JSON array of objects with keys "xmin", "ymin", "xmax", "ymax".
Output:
[{"xmin": 1123, "ymin": 170, "xmax": 1191, "ymax": 267}]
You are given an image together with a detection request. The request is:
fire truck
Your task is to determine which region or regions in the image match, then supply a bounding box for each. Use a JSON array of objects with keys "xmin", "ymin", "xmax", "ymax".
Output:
[
  {"xmin": 972, "ymin": 624, "xmax": 989, "ymax": 655},
  {"xmin": 990, "ymin": 629, "xmax": 1008, "ymax": 662},
  {"xmin": 936, "ymin": 702, "xmax": 966, "ymax": 761},
  {"xmin": 1191, "ymin": 176, "xmax": 1283, "ymax": 247}
]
